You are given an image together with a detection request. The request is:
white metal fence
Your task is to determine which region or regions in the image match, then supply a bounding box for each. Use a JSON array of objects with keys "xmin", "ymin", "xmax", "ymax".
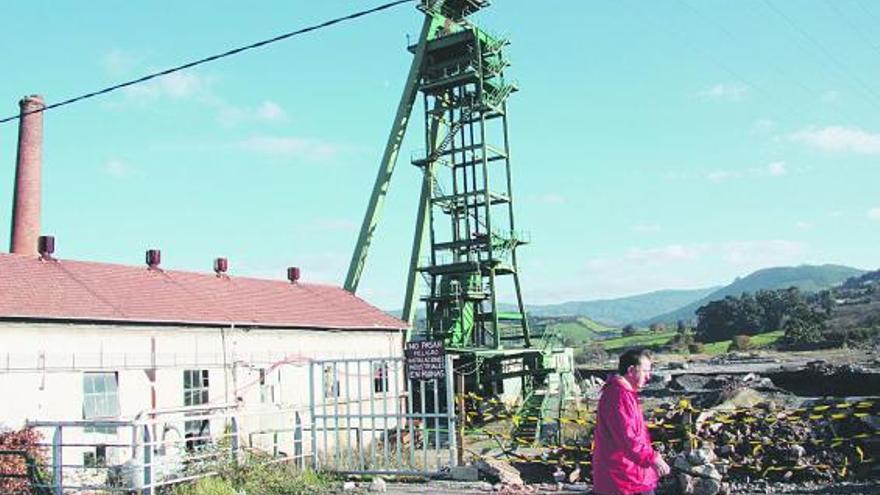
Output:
[
  {"xmin": 309, "ymin": 356, "xmax": 458, "ymax": 476},
  {"xmin": 24, "ymin": 402, "xmax": 311, "ymax": 495}
]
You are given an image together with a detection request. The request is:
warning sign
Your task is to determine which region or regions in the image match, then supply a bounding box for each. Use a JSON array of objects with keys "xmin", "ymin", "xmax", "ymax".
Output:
[{"xmin": 405, "ymin": 341, "xmax": 446, "ymax": 381}]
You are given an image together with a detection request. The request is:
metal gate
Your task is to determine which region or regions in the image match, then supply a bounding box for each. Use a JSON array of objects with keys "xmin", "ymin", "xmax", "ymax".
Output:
[{"xmin": 309, "ymin": 356, "xmax": 457, "ymax": 476}]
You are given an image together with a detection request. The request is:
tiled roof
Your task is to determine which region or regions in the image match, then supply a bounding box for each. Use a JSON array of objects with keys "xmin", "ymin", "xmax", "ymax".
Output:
[{"xmin": 0, "ymin": 253, "xmax": 407, "ymax": 330}]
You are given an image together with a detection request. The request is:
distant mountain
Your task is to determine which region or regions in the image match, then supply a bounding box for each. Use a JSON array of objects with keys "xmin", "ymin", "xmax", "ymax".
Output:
[
  {"xmin": 519, "ymin": 288, "xmax": 719, "ymax": 326},
  {"xmin": 393, "ymin": 287, "xmax": 716, "ymax": 326},
  {"xmin": 640, "ymin": 264, "xmax": 865, "ymax": 325}
]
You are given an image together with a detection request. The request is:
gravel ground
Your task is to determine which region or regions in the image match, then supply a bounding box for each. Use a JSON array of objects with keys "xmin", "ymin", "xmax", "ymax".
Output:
[{"xmin": 376, "ymin": 480, "xmax": 880, "ymax": 495}]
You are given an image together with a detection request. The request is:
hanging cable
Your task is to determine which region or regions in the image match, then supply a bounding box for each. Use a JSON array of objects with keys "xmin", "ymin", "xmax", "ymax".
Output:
[{"xmin": 0, "ymin": 0, "xmax": 414, "ymax": 124}]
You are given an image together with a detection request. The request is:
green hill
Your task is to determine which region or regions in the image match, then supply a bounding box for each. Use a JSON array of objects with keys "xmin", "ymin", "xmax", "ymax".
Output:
[
  {"xmin": 521, "ymin": 287, "xmax": 718, "ymax": 325},
  {"xmin": 535, "ymin": 315, "xmax": 618, "ymax": 345},
  {"xmin": 641, "ymin": 264, "xmax": 865, "ymax": 325}
]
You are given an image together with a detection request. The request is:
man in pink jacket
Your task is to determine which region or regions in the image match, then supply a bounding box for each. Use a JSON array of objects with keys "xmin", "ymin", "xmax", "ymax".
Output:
[{"xmin": 593, "ymin": 349, "xmax": 670, "ymax": 495}]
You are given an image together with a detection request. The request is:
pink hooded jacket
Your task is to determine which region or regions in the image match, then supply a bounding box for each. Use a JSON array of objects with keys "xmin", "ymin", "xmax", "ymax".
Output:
[{"xmin": 592, "ymin": 375, "xmax": 659, "ymax": 495}]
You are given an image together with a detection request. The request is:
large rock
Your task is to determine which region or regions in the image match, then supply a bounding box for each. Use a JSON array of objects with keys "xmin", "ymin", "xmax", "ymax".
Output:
[
  {"xmin": 475, "ymin": 458, "xmax": 524, "ymax": 486},
  {"xmin": 693, "ymin": 477, "xmax": 722, "ymax": 495},
  {"xmin": 369, "ymin": 477, "xmax": 387, "ymax": 493},
  {"xmin": 687, "ymin": 448, "xmax": 716, "ymax": 466},
  {"xmin": 691, "ymin": 464, "xmax": 723, "ymax": 481}
]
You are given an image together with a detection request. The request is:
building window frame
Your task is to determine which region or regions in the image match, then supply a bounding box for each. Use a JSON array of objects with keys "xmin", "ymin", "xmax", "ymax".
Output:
[
  {"xmin": 373, "ymin": 362, "xmax": 389, "ymax": 393},
  {"xmin": 83, "ymin": 372, "xmax": 120, "ymax": 434},
  {"xmin": 183, "ymin": 369, "xmax": 210, "ymax": 450},
  {"xmin": 322, "ymin": 364, "xmax": 339, "ymax": 399}
]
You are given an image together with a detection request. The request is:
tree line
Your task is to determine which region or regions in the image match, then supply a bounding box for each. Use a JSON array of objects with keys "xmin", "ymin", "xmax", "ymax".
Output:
[{"xmin": 695, "ymin": 287, "xmax": 830, "ymax": 345}]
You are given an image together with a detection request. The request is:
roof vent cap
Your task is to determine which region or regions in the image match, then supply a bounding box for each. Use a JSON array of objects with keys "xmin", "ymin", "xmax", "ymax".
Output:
[
  {"xmin": 38, "ymin": 235, "xmax": 55, "ymax": 260},
  {"xmin": 214, "ymin": 257, "xmax": 228, "ymax": 276},
  {"xmin": 146, "ymin": 249, "xmax": 161, "ymax": 269},
  {"xmin": 287, "ymin": 266, "xmax": 301, "ymax": 284}
]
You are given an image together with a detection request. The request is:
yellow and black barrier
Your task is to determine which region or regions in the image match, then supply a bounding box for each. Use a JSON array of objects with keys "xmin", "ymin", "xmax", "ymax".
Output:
[{"xmin": 460, "ymin": 391, "xmax": 877, "ymax": 429}]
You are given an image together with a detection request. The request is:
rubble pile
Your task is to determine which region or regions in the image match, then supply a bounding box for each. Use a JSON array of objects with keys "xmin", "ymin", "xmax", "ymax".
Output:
[
  {"xmin": 664, "ymin": 372, "xmax": 780, "ymax": 405},
  {"xmin": 648, "ymin": 399, "xmax": 880, "ymax": 484},
  {"xmin": 671, "ymin": 447, "xmax": 729, "ymax": 495}
]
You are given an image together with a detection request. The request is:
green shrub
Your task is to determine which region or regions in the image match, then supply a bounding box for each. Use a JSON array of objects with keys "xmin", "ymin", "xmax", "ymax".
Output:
[
  {"xmin": 728, "ymin": 334, "xmax": 753, "ymax": 351},
  {"xmin": 169, "ymin": 458, "xmax": 338, "ymax": 495},
  {"xmin": 0, "ymin": 427, "xmax": 47, "ymax": 494},
  {"xmin": 223, "ymin": 460, "xmax": 336, "ymax": 495},
  {"xmin": 687, "ymin": 343, "xmax": 705, "ymax": 354},
  {"xmin": 574, "ymin": 342, "xmax": 607, "ymax": 365},
  {"xmin": 170, "ymin": 476, "xmax": 236, "ymax": 495}
]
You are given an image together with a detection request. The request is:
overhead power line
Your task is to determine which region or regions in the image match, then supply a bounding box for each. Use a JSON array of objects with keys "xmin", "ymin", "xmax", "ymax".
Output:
[
  {"xmin": 762, "ymin": 0, "xmax": 880, "ymax": 109},
  {"xmin": 0, "ymin": 0, "xmax": 414, "ymax": 124}
]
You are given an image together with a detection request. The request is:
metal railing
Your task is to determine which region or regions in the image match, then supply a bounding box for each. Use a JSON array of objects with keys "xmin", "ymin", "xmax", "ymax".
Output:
[
  {"xmin": 25, "ymin": 402, "xmax": 312, "ymax": 495},
  {"xmin": 309, "ymin": 356, "xmax": 458, "ymax": 476}
]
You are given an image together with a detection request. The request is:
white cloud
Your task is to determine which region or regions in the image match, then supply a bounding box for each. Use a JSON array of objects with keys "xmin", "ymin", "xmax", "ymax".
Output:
[
  {"xmin": 663, "ymin": 171, "xmax": 691, "ymax": 180},
  {"xmin": 256, "ymin": 101, "xmax": 286, "ymax": 121},
  {"xmin": 584, "ymin": 240, "xmax": 805, "ymax": 274},
  {"xmin": 311, "ymin": 218, "xmax": 357, "ymax": 232},
  {"xmin": 706, "ymin": 161, "xmax": 787, "ymax": 183},
  {"xmin": 560, "ymin": 240, "xmax": 810, "ymax": 302},
  {"xmin": 718, "ymin": 240, "xmax": 806, "ymax": 266},
  {"xmin": 707, "ymin": 170, "xmax": 737, "ymax": 183},
  {"xmin": 789, "ymin": 126, "xmax": 880, "ymax": 154},
  {"xmin": 821, "ymin": 90, "xmax": 840, "ymax": 103},
  {"xmin": 869, "ymin": 208, "xmax": 880, "ymax": 221},
  {"xmin": 236, "ymin": 136, "xmax": 343, "ymax": 161},
  {"xmin": 104, "ymin": 159, "xmax": 137, "ymax": 178},
  {"xmin": 216, "ymin": 99, "xmax": 288, "ymax": 126},
  {"xmin": 527, "ymin": 193, "xmax": 568, "ymax": 205},
  {"xmin": 632, "ymin": 223, "xmax": 661, "ymax": 233},
  {"xmin": 101, "ymin": 49, "xmax": 139, "ymax": 75},
  {"xmin": 766, "ymin": 161, "xmax": 787, "ymax": 176},
  {"xmin": 239, "ymin": 252, "xmax": 348, "ymax": 286},
  {"xmin": 124, "ymin": 71, "xmax": 207, "ymax": 101},
  {"xmin": 695, "ymin": 83, "xmax": 748, "ymax": 100},
  {"xmin": 117, "ymin": 67, "xmax": 287, "ymax": 128},
  {"xmin": 751, "ymin": 119, "xmax": 776, "ymax": 134}
]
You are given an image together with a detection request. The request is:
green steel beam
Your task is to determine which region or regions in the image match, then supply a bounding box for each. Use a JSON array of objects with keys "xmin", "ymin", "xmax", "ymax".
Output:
[
  {"xmin": 402, "ymin": 99, "xmax": 448, "ymax": 329},
  {"xmin": 344, "ymin": 15, "xmax": 442, "ymax": 293}
]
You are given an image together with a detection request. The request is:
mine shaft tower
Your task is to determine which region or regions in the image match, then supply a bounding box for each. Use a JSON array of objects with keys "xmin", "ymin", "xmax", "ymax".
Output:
[
  {"xmin": 410, "ymin": 2, "xmax": 530, "ymax": 352},
  {"xmin": 347, "ymin": 0, "xmax": 546, "ymax": 396}
]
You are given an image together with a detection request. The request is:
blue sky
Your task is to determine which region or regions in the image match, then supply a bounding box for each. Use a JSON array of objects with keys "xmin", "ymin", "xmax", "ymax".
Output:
[{"xmin": 0, "ymin": 1, "xmax": 878, "ymax": 309}]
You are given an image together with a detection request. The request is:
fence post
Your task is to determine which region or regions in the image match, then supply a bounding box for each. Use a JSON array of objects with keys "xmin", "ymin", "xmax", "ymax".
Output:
[
  {"xmin": 230, "ymin": 417, "xmax": 240, "ymax": 464},
  {"xmin": 309, "ymin": 361, "xmax": 318, "ymax": 470},
  {"xmin": 141, "ymin": 425, "xmax": 153, "ymax": 495},
  {"xmin": 445, "ymin": 354, "xmax": 458, "ymax": 468},
  {"xmin": 51, "ymin": 426, "xmax": 62, "ymax": 495}
]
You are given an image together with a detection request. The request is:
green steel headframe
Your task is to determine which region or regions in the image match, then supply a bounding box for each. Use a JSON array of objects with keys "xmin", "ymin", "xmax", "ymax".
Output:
[{"xmin": 345, "ymin": 0, "xmax": 530, "ymax": 352}]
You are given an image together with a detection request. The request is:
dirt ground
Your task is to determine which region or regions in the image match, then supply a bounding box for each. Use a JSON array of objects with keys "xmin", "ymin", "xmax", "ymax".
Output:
[{"xmin": 379, "ymin": 480, "xmax": 880, "ymax": 494}]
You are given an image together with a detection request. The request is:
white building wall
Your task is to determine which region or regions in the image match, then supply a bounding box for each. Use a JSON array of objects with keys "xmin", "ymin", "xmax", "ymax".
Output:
[{"xmin": 0, "ymin": 321, "xmax": 404, "ymax": 428}]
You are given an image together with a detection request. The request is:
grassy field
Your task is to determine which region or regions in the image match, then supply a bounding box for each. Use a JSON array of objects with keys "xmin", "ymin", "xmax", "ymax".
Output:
[
  {"xmin": 545, "ymin": 316, "xmax": 618, "ymax": 344},
  {"xmin": 598, "ymin": 329, "xmax": 677, "ymax": 351},
  {"xmin": 700, "ymin": 330, "xmax": 785, "ymax": 354},
  {"xmin": 595, "ymin": 329, "xmax": 785, "ymax": 355}
]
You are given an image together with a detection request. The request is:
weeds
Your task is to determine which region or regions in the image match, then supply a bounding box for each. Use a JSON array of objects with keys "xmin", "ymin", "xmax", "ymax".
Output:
[{"xmin": 167, "ymin": 456, "xmax": 338, "ymax": 495}]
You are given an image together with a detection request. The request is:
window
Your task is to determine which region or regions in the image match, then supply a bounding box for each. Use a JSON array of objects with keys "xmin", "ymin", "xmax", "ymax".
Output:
[
  {"xmin": 83, "ymin": 373, "xmax": 120, "ymax": 434},
  {"xmin": 183, "ymin": 369, "xmax": 210, "ymax": 449},
  {"xmin": 184, "ymin": 369, "xmax": 209, "ymax": 406},
  {"xmin": 373, "ymin": 362, "xmax": 389, "ymax": 393},
  {"xmin": 293, "ymin": 412, "xmax": 304, "ymax": 468},
  {"xmin": 83, "ymin": 445, "xmax": 107, "ymax": 468},
  {"xmin": 322, "ymin": 365, "xmax": 339, "ymax": 399},
  {"xmin": 259, "ymin": 368, "xmax": 281, "ymax": 404}
]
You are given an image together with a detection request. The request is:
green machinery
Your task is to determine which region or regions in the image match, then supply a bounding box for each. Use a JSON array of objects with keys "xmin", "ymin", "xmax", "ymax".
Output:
[{"xmin": 345, "ymin": 0, "xmax": 564, "ymax": 437}]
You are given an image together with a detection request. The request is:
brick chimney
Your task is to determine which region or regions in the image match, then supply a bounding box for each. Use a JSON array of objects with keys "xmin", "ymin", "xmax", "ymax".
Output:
[{"xmin": 10, "ymin": 95, "xmax": 45, "ymax": 255}]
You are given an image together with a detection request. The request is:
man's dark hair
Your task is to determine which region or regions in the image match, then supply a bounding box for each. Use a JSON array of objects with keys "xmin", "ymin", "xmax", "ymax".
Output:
[{"xmin": 618, "ymin": 348, "xmax": 652, "ymax": 375}]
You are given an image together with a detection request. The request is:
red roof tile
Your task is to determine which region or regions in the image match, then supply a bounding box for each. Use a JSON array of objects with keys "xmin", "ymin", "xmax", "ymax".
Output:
[{"xmin": 0, "ymin": 253, "xmax": 407, "ymax": 330}]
